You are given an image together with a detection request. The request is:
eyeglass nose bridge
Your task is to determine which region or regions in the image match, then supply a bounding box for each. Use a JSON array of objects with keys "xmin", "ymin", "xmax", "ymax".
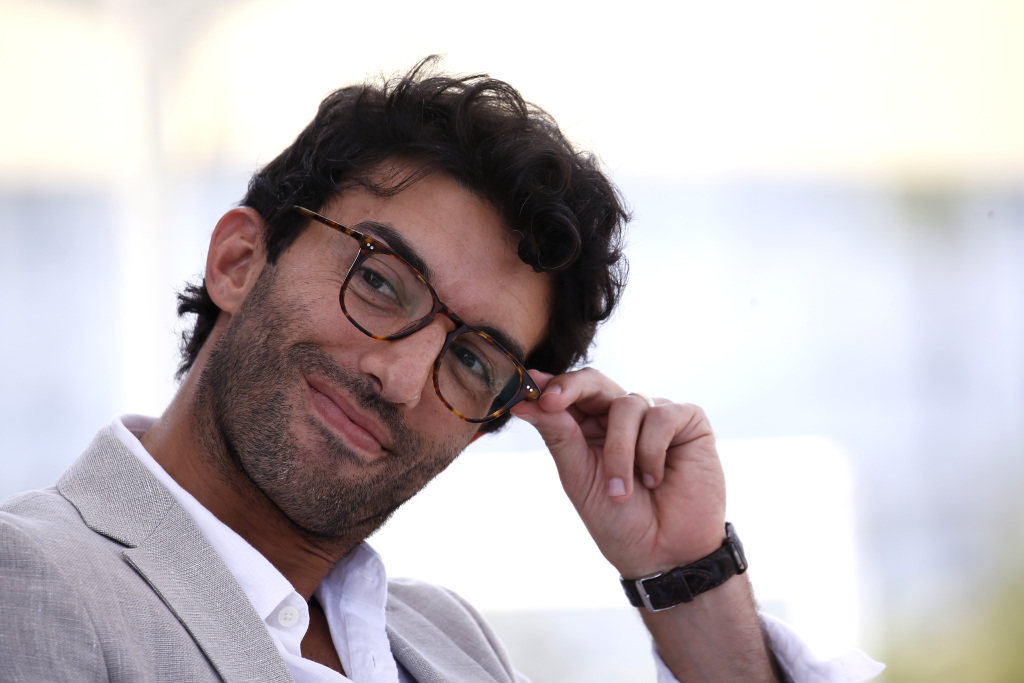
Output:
[{"xmin": 400, "ymin": 302, "xmax": 478, "ymax": 376}]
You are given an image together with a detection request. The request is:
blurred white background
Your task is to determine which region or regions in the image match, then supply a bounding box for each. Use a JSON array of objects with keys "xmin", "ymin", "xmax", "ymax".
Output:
[{"xmin": 2, "ymin": 1, "xmax": 1023, "ymax": 680}]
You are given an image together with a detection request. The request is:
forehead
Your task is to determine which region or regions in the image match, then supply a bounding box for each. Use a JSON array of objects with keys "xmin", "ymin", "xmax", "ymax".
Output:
[{"xmin": 317, "ymin": 173, "xmax": 554, "ymax": 356}]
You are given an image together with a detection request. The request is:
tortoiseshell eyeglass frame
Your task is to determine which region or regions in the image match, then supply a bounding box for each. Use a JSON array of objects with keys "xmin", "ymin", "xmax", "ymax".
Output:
[{"xmin": 291, "ymin": 205, "xmax": 541, "ymax": 423}]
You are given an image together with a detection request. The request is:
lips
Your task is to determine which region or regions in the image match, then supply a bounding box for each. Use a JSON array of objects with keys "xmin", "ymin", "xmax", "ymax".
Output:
[{"xmin": 305, "ymin": 377, "xmax": 393, "ymax": 457}]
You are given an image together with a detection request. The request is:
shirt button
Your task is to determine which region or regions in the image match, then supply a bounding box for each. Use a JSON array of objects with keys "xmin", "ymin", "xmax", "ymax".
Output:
[{"xmin": 277, "ymin": 605, "xmax": 300, "ymax": 628}]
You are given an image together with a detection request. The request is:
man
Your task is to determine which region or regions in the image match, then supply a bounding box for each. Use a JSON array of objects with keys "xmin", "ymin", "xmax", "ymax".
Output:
[{"xmin": 0, "ymin": 59, "xmax": 882, "ymax": 682}]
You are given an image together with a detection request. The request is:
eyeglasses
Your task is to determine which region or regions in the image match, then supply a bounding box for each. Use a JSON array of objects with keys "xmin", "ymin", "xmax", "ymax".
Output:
[{"xmin": 292, "ymin": 206, "xmax": 541, "ymax": 423}]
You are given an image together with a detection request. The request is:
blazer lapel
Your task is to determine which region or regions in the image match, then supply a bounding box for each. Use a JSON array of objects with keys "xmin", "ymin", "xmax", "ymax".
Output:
[
  {"xmin": 122, "ymin": 507, "xmax": 292, "ymax": 682},
  {"xmin": 58, "ymin": 427, "xmax": 293, "ymax": 683}
]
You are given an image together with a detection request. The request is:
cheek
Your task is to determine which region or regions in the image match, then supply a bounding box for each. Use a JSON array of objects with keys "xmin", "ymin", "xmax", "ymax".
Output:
[
  {"xmin": 283, "ymin": 271, "xmax": 354, "ymax": 341},
  {"xmin": 407, "ymin": 396, "xmax": 481, "ymax": 447}
]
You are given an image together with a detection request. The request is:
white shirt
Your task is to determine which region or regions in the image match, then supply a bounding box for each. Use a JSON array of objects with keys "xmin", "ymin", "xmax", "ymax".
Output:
[{"xmin": 114, "ymin": 415, "xmax": 883, "ymax": 683}]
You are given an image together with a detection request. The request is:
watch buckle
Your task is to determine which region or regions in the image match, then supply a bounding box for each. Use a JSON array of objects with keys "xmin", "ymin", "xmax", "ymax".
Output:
[{"xmin": 634, "ymin": 571, "xmax": 678, "ymax": 612}]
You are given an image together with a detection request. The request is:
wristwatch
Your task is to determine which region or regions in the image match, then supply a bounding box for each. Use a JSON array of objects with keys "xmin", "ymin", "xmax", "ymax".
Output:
[{"xmin": 620, "ymin": 522, "xmax": 748, "ymax": 611}]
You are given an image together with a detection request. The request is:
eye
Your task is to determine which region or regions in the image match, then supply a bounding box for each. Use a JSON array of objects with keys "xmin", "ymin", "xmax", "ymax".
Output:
[
  {"xmin": 450, "ymin": 344, "xmax": 493, "ymax": 388},
  {"xmin": 357, "ymin": 266, "xmax": 398, "ymax": 301}
]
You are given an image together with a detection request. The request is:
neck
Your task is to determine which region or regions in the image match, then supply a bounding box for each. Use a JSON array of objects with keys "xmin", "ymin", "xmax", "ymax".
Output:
[{"xmin": 140, "ymin": 367, "xmax": 359, "ymax": 600}]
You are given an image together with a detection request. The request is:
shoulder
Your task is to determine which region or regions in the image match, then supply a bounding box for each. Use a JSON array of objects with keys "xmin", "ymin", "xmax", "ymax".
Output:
[
  {"xmin": 0, "ymin": 484, "xmax": 134, "ymax": 630},
  {"xmin": 386, "ymin": 578, "xmax": 529, "ymax": 683},
  {"xmin": 387, "ymin": 577, "xmax": 485, "ymax": 638},
  {"xmin": 0, "ymin": 478, "xmax": 230, "ymax": 682},
  {"xmin": 387, "ymin": 576, "xmax": 510, "ymax": 640},
  {"xmin": 0, "ymin": 485, "xmax": 120, "ymax": 569},
  {"xmin": 0, "ymin": 489, "xmax": 110, "ymax": 678},
  {"xmin": 2, "ymin": 485, "xmax": 83, "ymax": 522},
  {"xmin": 1, "ymin": 487, "xmax": 78, "ymax": 562},
  {"xmin": 387, "ymin": 576, "xmax": 479, "ymax": 614},
  {"xmin": 0, "ymin": 486, "xmax": 96, "ymax": 562}
]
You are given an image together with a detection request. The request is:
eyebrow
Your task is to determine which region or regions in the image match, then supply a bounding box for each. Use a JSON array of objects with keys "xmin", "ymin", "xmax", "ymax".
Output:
[
  {"xmin": 476, "ymin": 324, "xmax": 528, "ymax": 363},
  {"xmin": 354, "ymin": 219, "xmax": 529, "ymax": 363},
  {"xmin": 354, "ymin": 220, "xmax": 434, "ymax": 282}
]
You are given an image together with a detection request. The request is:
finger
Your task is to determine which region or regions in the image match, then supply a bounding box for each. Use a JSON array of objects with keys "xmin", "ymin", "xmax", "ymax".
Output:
[
  {"xmin": 512, "ymin": 368, "xmax": 615, "ymax": 434},
  {"xmin": 601, "ymin": 393, "xmax": 651, "ymax": 499},
  {"xmin": 535, "ymin": 367, "xmax": 625, "ymax": 416},
  {"xmin": 510, "ymin": 370, "xmax": 552, "ymax": 424},
  {"xmin": 633, "ymin": 401, "xmax": 677, "ymax": 488},
  {"xmin": 513, "ymin": 371, "xmax": 627, "ymax": 503},
  {"xmin": 515, "ymin": 370, "xmax": 588, "ymax": 421},
  {"xmin": 515, "ymin": 369, "xmax": 639, "ymax": 461},
  {"xmin": 510, "ymin": 372, "xmax": 586, "ymax": 455}
]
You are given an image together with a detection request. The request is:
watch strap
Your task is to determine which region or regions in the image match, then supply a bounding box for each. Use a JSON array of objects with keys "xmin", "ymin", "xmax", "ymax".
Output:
[{"xmin": 620, "ymin": 522, "xmax": 748, "ymax": 611}]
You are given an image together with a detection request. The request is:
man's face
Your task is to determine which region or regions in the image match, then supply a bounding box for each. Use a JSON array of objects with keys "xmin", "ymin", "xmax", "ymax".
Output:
[{"xmin": 196, "ymin": 172, "xmax": 554, "ymax": 541}]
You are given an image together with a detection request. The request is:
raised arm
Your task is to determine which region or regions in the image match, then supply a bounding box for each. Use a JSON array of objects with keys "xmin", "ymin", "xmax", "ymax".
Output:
[{"xmin": 510, "ymin": 367, "xmax": 781, "ymax": 682}]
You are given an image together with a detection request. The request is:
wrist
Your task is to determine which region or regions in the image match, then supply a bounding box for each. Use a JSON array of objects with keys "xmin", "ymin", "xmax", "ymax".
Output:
[
  {"xmin": 615, "ymin": 520, "xmax": 727, "ymax": 579},
  {"xmin": 620, "ymin": 523, "xmax": 748, "ymax": 611}
]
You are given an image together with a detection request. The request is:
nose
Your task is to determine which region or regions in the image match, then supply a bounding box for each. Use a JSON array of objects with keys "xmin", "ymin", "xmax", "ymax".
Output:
[{"xmin": 357, "ymin": 318, "xmax": 449, "ymax": 408}]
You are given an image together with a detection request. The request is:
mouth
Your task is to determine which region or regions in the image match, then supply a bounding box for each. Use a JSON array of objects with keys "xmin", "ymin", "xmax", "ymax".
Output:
[{"xmin": 304, "ymin": 376, "xmax": 393, "ymax": 458}]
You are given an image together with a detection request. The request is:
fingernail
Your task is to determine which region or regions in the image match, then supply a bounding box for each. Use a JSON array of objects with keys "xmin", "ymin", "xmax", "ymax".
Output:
[
  {"xmin": 516, "ymin": 413, "xmax": 538, "ymax": 425},
  {"xmin": 544, "ymin": 384, "xmax": 562, "ymax": 395},
  {"xmin": 608, "ymin": 478, "xmax": 626, "ymax": 497},
  {"xmin": 642, "ymin": 473, "xmax": 656, "ymax": 488}
]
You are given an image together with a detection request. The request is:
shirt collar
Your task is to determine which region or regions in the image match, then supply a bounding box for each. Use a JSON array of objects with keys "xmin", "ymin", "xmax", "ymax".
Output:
[
  {"xmin": 113, "ymin": 414, "xmax": 296, "ymax": 621},
  {"xmin": 111, "ymin": 415, "xmax": 398, "ymax": 682}
]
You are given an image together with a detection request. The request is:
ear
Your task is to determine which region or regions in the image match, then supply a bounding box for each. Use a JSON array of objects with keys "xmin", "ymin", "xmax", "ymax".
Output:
[{"xmin": 205, "ymin": 208, "xmax": 268, "ymax": 315}]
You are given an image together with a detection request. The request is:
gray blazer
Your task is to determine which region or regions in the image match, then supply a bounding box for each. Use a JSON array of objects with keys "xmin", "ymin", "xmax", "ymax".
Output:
[{"xmin": 0, "ymin": 428, "xmax": 526, "ymax": 682}]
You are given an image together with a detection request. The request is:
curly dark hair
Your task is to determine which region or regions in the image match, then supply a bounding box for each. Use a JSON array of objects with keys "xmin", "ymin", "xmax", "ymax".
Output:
[{"xmin": 177, "ymin": 57, "xmax": 629, "ymax": 429}]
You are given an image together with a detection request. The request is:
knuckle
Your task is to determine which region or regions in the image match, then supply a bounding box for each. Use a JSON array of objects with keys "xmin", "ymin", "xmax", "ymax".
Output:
[
  {"xmin": 661, "ymin": 401, "xmax": 707, "ymax": 423},
  {"xmin": 680, "ymin": 402, "xmax": 706, "ymax": 416},
  {"xmin": 613, "ymin": 394, "xmax": 647, "ymax": 412},
  {"xmin": 635, "ymin": 441, "xmax": 662, "ymax": 463}
]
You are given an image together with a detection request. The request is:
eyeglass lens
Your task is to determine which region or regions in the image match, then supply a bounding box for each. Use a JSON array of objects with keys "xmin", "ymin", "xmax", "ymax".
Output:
[{"xmin": 341, "ymin": 239, "xmax": 525, "ymax": 421}]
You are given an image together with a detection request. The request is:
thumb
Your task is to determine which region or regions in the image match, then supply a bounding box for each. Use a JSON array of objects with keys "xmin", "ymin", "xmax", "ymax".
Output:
[
  {"xmin": 511, "ymin": 372, "xmax": 592, "ymax": 483},
  {"xmin": 511, "ymin": 395, "xmax": 582, "ymax": 456}
]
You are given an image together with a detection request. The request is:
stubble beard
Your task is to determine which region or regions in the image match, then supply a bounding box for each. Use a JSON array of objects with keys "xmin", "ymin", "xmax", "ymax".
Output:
[{"xmin": 193, "ymin": 264, "xmax": 465, "ymax": 542}]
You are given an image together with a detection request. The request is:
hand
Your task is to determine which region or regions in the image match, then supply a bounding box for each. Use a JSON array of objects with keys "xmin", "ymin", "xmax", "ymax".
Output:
[{"xmin": 510, "ymin": 367, "xmax": 727, "ymax": 578}]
